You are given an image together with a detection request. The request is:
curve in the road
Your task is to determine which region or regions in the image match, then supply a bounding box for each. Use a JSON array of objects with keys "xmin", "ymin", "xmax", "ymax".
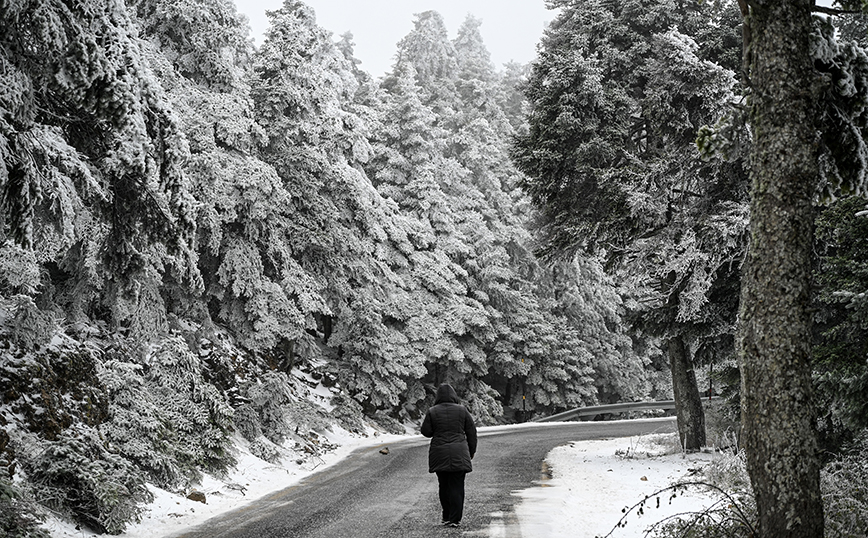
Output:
[{"xmin": 172, "ymin": 418, "xmax": 677, "ymax": 538}]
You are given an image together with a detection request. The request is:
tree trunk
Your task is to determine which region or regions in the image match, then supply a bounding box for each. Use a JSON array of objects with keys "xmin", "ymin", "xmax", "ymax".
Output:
[
  {"xmin": 738, "ymin": 1, "xmax": 824, "ymax": 536},
  {"xmin": 668, "ymin": 335, "xmax": 705, "ymax": 451},
  {"xmin": 280, "ymin": 338, "xmax": 296, "ymax": 373}
]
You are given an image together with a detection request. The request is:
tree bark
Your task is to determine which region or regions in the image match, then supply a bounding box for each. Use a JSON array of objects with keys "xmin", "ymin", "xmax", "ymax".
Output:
[
  {"xmin": 280, "ymin": 338, "xmax": 296, "ymax": 373},
  {"xmin": 668, "ymin": 335, "xmax": 706, "ymax": 451},
  {"xmin": 738, "ymin": 1, "xmax": 824, "ymax": 536}
]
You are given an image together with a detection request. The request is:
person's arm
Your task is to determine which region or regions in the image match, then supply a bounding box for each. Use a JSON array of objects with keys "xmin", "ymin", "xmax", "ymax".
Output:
[
  {"xmin": 421, "ymin": 410, "xmax": 434, "ymax": 438},
  {"xmin": 464, "ymin": 410, "xmax": 477, "ymax": 458}
]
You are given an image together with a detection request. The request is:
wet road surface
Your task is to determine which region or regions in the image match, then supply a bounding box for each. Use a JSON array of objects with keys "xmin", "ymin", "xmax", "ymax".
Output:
[{"xmin": 172, "ymin": 418, "xmax": 677, "ymax": 538}]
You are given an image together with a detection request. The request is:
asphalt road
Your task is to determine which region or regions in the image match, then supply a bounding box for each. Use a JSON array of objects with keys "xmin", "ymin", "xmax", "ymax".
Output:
[{"xmin": 172, "ymin": 418, "xmax": 676, "ymax": 538}]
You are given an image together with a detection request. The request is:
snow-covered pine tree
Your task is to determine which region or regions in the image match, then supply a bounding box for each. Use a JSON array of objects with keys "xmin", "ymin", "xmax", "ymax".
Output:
[
  {"xmin": 250, "ymin": 2, "xmax": 444, "ymax": 416},
  {"xmin": 448, "ymin": 17, "xmax": 599, "ymax": 414},
  {"xmin": 393, "ymin": 11, "xmax": 459, "ymax": 125},
  {"xmin": 813, "ymin": 195, "xmax": 868, "ymax": 446},
  {"xmin": 138, "ymin": 0, "xmax": 324, "ymax": 354},
  {"xmin": 514, "ymin": 0, "xmax": 747, "ymax": 447},
  {"xmin": 368, "ymin": 61, "xmax": 498, "ymax": 417},
  {"xmin": 1, "ymin": 0, "xmax": 199, "ymax": 333},
  {"xmin": 544, "ymin": 255, "xmax": 658, "ymax": 404},
  {"xmin": 375, "ymin": 10, "xmax": 640, "ymax": 417},
  {"xmin": 497, "ymin": 61, "xmax": 532, "ymax": 136}
]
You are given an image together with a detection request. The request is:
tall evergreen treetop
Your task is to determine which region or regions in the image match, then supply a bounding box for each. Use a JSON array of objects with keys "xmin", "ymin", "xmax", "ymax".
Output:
[
  {"xmin": 130, "ymin": 0, "xmax": 253, "ymax": 90},
  {"xmin": 395, "ymin": 10, "xmax": 458, "ymax": 89}
]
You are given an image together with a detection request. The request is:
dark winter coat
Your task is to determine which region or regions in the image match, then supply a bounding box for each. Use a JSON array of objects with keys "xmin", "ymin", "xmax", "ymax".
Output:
[{"xmin": 421, "ymin": 384, "xmax": 478, "ymax": 473}]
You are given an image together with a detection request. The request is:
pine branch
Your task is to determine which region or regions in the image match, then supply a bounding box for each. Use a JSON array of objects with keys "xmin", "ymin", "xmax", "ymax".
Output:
[{"xmin": 811, "ymin": 5, "xmax": 862, "ymax": 16}]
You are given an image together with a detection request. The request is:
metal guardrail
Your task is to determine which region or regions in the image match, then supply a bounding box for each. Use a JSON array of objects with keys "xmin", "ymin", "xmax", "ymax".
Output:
[{"xmin": 534, "ymin": 396, "xmax": 723, "ymax": 423}]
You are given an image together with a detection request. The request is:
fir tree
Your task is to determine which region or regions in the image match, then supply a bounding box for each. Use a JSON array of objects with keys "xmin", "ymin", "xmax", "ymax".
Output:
[
  {"xmin": 514, "ymin": 0, "xmax": 747, "ymax": 448},
  {"xmin": 813, "ymin": 195, "xmax": 868, "ymax": 449},
  {"xmin": 1, "ymin": 0, "xmax": 199, "ymax": 331}
]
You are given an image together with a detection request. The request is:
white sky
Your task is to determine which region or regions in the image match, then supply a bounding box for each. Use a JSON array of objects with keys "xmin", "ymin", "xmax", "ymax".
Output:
[{"xmin": 236, "ymin": 0, "xmax": 557, "ymax": 77}]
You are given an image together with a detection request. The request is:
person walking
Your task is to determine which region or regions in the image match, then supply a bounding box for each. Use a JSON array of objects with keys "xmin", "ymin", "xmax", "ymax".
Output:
[{"xmin": 421, "ymin": 383, "xmax": 478, "ymax": 528}]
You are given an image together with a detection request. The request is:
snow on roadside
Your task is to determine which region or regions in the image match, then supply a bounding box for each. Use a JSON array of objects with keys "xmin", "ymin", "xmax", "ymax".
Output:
[
  {"xmin": 514, "ymin": 431, "xmax": 720, "ymax": 538},
  {"xmin": 42, "ymin": 427, "xmax": 410, "ymax": 538},
  {"xmin": 42, "ymin": 422, "xmax": 722, "ymax": 538}
]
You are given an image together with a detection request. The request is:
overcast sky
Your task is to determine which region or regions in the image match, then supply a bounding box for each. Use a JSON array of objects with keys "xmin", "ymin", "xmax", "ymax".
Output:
[{"xmin": 236, "ymin": 1, "xmax": 556, "ymax": 77}]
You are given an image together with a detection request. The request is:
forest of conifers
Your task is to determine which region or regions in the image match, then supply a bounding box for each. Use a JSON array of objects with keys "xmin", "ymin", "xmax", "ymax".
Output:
[{"xmin": 1, "ymin": 0, "xmax": 867, "ymax": 535}]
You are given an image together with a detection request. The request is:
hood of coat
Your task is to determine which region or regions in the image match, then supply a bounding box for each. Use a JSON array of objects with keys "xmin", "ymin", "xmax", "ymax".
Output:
[{"xmin": 434, "ymin": 384, "xmax": 460, "ymax": 405}]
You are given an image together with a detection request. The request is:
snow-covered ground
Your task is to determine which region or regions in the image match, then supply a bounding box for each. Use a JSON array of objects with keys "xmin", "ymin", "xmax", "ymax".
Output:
[
  {"xmin": 514, "ymin": 430, "xmax": 719, "ymax": 538},
  {"xmin": 43, "ymin": 421, "xmax": 719, "ymax": 538},
  {"xmin": 42, "ymin": 426, "xmax": 411, "ymax": 538}
]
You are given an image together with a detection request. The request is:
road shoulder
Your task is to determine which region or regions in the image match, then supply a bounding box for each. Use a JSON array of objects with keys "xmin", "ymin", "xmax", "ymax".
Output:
[{"xmin": 513, "ymin": 433, "xmax": 718, "ymax": 538}]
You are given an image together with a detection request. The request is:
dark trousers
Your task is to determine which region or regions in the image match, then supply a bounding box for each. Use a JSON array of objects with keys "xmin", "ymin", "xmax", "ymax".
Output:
[{"xmin": 436, "ymin": 471, "xmax": 466, "ymax": 523}]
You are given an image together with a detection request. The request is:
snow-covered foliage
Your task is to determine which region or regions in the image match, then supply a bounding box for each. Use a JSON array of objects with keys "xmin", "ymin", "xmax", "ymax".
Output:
[
  {"xmin": 545, "ymin": 256, "xmax": 662, "ymax": 402},
  {"xmin": 655, "ymin": 431, "xmax": 868, "ymax": 538},
  {"xmin": 0, "ymin": 0, "xmax": 694, "ymax": 532},
  {"xmin": 0, "ymin": 476, "xmax": 50, "ymax": 538},
  {"xmin": 821, "ymin": 432, "xmax": 868, "ymax": 538},
  {"xmin": 813, "ymin": 16, "xmax": 868, "ymax": 202},
  {"xmin": 130, "ymin": 0, "xmax": 252, "ymax": 90},
  {"xmin": 813, "ymin": 195, "xmax": 868, "ymax": 446},
  {"xmin": 0, "ymin": 320, "xmax": 364, "ymax": 534},
  {"xmin": 700, "ymin": 13, "xmax": 868, "ymax": 204},
  {"xmin": 19, "ymin": 427, "xmax": 152, "ymax": 535},
  {"xmin": 98, "ymin": 336, "xmax": 235, "ymax": 488},
  {"xmin": 513, "ymin": 0, "xmax": 748, "ymax": 428}
]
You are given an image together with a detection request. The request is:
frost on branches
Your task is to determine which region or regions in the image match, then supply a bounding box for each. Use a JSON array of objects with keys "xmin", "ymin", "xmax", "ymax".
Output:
[{"xmin": 0, "ymin": 0, "xmax": 665, "ymax": 533}]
